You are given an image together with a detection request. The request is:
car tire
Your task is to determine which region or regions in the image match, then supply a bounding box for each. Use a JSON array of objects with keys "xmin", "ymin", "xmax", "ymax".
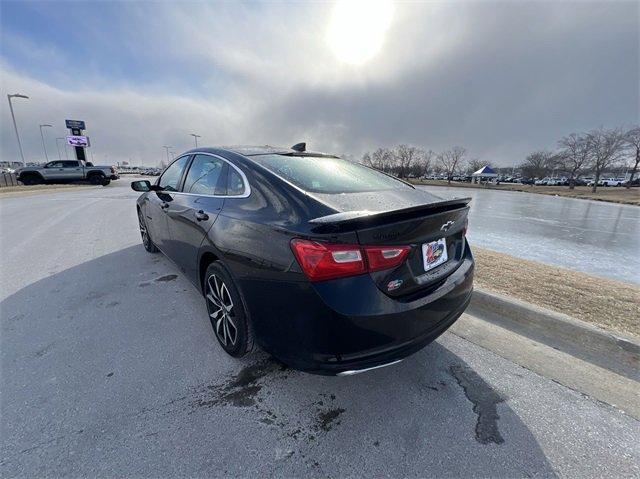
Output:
[
  {"xmin": 204, "ymin": 261, "xmax": 254, "ymax": 358},
  {"xmin": 21, "ymin": 174, "xmax": 43, "ymax": 185},
  {"xmin": 137, "ymin": 209, "xmax": 159, "ymax": 253},
  {"xmin": 89, "ymin": 174, "xmax": 104, "ymax": 185},
  {"xmin": 101, "ymin": 179, "xmax": 111, "ymax": 186}
]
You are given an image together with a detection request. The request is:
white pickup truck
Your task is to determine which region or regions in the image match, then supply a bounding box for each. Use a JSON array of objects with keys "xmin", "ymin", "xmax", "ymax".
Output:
[
  {"xmin": 16, "ymin": 160, "xmax": 119, "ymax": 186},
  {"xmin": 598, "ymin": 178, "xmax": 625, "ymax": 187}
]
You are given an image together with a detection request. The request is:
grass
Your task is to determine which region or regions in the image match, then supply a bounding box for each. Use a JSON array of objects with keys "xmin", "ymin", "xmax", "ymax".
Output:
[
  {"xmin": 411, "ymin": 180, "xmax": 640, "ymax": 206},
  {"xmin": 473, "ymin": 247, "xmax": 640, "ymax": 338}
]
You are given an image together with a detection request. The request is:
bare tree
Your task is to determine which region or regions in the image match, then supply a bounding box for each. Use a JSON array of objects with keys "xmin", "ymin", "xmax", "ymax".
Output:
[
  {"xmin": 558, "ymin": 133, "xmax": 591, "ymax": 189},
  {"xmin": 438, "ymin": 146, "xmax": 466, "ymax": 185},
  {"xmin": 519, "ymin": 150, "xmax": 554, "ymax": 179},
  {"xmin": 393, "ymin": 144, "xmax": 423, "ymax": 178},
  {"xmin": 371, "ymin": 147, "xmax": 394, "ymax": 172},
  {"xmin": 587, "ymin": 127, "xmax": 626, "ymax": 192},
  {"xmin": 623, "ymin": 126, "xmax": 640, "ymax": 189},
  {"xmin": 418, "ymin": 149, "xmax": 435, "ymax": 177},
  {"xmin": 361, "ymin": 152, "xmax": 373, "ymax": 167}
]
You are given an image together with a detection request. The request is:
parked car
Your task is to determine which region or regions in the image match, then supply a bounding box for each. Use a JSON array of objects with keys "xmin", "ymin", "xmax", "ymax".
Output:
[
  {"xmin": 599, "ymin": 178, "xmax": 625, "ymax": 187},
  {"xmin": 16, "ymin": 160, "xmax": 118, "ymax": 186},
  {"xmin": 573, "ymin": 177, "xmax": 591, "ymax": 186},
  {"xmin": 534, "ymin": 177, "xmax": 549, "ymax": 185},
  {"xmin": 517, "ymin": 177, "xmax": 534, "ymax": 185},
  {"xmin": 131, "ymin": 145, "xmax": 474, "ymax": 375}
]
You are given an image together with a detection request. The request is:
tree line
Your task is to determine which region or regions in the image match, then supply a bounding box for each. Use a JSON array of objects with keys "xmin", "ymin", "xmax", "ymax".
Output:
[
  {"xmin": 520, "ymin": 126, "xmax": 639, "ymax": 191},
  {"xmin": 360, "ymin": 125, "xmax": 640, "ymax": 192}
]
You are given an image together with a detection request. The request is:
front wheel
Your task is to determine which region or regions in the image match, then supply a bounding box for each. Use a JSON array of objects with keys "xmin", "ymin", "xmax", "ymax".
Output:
[
  {"xmin": 89, "ymin": 174, "xmax": 104, "ymax": 185},
  {"xmin": 204, "ymin": 261, "xmax": 253, "ymax": 357},
  {"xmin": 138, "ymin": 209, "xmax": 159, "ymax": 253}
]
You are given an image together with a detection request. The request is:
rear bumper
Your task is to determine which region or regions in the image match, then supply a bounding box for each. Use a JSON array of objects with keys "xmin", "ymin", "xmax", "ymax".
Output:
[{"xmin": 241, "ymin": 244, "xmax": 474, "ymax": 375}]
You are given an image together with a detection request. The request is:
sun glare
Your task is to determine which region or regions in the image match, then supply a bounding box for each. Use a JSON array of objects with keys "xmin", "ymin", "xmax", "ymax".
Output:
[{"xmin": 326, "ymin": 0, "xmax": 394, "ymax": 66}]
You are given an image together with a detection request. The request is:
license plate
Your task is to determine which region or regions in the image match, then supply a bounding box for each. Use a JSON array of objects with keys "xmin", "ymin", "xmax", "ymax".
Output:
[{"xmin": 422, "ymin": 238, "xmax": 448, "ymax": 272}]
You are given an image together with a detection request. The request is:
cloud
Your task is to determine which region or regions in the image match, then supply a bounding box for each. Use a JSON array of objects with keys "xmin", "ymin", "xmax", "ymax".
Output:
[{"xmin": 1, "ymin": 1, "xmax": 638, "ymax": 167}]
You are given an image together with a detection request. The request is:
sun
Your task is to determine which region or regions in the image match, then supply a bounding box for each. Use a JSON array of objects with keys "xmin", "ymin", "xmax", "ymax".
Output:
[{"xmin": 326, "ymin": 0, "xmax": 395, "ymax": 66}]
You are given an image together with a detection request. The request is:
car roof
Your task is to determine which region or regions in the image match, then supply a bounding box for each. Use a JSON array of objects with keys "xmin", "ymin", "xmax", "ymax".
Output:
[{"xmin": 184, "ymin": 145, "xmax": 339, "ymax": 158}]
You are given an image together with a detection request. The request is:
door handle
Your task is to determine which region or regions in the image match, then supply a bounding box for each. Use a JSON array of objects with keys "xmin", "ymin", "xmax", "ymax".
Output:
[
  {"xmin": 161, "ymin": 202, "xmax": 169, "ymax": 209},
  {"xmin": 195, "ymin": 210, "xmax": 209, "ymax": 221}
]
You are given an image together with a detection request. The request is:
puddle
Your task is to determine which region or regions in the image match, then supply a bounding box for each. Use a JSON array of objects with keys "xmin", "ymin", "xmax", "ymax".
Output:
[{"xmin": 450, "ymin": 364, "xmax": 505, "ymax": 445}]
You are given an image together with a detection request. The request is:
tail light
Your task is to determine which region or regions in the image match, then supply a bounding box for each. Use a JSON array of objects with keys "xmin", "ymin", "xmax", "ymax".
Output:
[
  {"xmin": 364, "ymin": 246, "xmax": 411, "ymax": 272},
  {"xmin": 290, "ymin": 239, "xmax": 410, "ymax": 282},
  {"xmin": 110, "ymin": 166, "xmax": 116, "ymax": 173},
  {"xmin": 290, "ymin": 239, "xmax": 366, "ymax": 281}
]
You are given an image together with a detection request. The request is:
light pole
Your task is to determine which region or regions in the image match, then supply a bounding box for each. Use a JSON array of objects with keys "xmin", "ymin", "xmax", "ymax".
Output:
[
  {"xmin": 39, "ymin": 124, "xmax": 53, "ymax": 162},
  {"xmin": 56, "ymin": 137, "xmax": 70, "ymax": 160},
  {"xmin": 189, "ymin": 133, "xmax": 201, "ymax": 147},
  {"xmin": 162, "ymin": 145, "xmax": 172, "ymax": 166},
  {"xmin": 7, "ymin": 93, "xmax": 29, "ymax": 166}
]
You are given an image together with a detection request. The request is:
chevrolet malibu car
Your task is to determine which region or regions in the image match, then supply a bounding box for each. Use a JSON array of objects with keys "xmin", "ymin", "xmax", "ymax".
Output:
[{"xmin": 131, "ymin": 144, "xmax": 474, "ymax": 375}]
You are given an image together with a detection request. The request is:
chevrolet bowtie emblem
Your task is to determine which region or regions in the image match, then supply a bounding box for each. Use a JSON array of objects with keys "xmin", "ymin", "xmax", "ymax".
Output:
[{"xmin": 440, "ymin": 220, "xmax": 455, "ymax": 232}]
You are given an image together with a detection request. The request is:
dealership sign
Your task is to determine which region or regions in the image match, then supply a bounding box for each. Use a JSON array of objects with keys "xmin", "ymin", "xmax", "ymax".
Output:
[
  {"xmin": 66, "ymin": 135, "xmax": 90, "ymax": 147},
  {"xmin": 65, "ymin": 119, "xmax": 86, "ymax": 130}
]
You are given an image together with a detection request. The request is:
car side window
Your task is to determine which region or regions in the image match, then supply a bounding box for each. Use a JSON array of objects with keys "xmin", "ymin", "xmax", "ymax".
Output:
[
  {"xmin": 158, "ymin": 156, "xmax": 189, "ymax": 192},
  {"xmin": 63, "ymin": 161, "xmax": 79, "ymax": 167},
  {"xmin": 47, "ymin": 161, "xmax": 64, "ymax": 168},
  {"xmin": 227, "ymin": 167, "xmax": 245, "ymax": 196},
  {"xmin": 183, "ymin": 155, "xmax": 226, "ymax": 195}
]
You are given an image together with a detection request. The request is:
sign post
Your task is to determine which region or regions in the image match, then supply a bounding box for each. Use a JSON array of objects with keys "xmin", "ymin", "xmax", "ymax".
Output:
[{"xmin": 65, "ymin": 119, "xmax": 88, "ymax": 162}]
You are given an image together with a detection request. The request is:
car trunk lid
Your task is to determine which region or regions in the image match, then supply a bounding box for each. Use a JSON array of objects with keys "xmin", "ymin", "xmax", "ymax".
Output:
[{"xmin": 308, "ymin": 194, "xmax": 471, "ymax": 298}]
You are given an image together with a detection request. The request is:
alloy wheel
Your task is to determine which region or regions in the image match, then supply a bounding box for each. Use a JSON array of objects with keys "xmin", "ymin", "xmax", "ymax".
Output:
[
  {"xmin": 138, "ymin": 210, "xmax": 150, "ymax": 248},
  {"xmin": 206, "ymin": 274, "xmax": 238, "ymax": 346}
]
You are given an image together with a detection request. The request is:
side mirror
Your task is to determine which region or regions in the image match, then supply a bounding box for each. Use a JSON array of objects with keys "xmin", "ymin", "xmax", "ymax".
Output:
[{"xmin": 131, "ymin": 180, "xmax": 152, "ymax": 192}]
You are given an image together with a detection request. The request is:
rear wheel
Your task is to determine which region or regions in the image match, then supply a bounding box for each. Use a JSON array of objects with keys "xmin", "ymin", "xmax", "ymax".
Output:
[
  {"xmin": 101, "ymin": 179, "xmax": 111, "ymax": 186},
  {"xmin": 138, "ymin": 209, "xmax": 159, "ymax": 253},
  {"xmin": 204, "ymin": 261, "xmax": 253, "ymax": 357},
  {"xmin": 21, "ymin": 174, "xmax": 43, "ymax": 185}
]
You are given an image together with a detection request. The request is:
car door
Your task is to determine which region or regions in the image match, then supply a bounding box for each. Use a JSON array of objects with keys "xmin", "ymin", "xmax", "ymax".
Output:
[
  {"xmin": 40, "ymin": 161, "xmax": 65, "ymax": 180},
  {"xmin": 61, "ymin": 160, "xmax": 83, "ymax": 180},
  {"xmin": 164, "ymin": 153, "xmax": 228, "ymax": 279},
  {"xmin": 144, "ymin": 155, "xmax": 191, "ymax": 253}
]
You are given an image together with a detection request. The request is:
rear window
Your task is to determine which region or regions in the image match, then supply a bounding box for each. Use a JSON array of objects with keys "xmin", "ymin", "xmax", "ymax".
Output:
[{"xmin": 250, "ymin": 155, "xmax": 411, "ymax": 194}]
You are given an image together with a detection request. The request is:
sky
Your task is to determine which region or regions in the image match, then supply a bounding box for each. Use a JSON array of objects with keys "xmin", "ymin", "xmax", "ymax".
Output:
[{"xmin": 1, "ymin": 0, "xmax": 638, "ymax": 167}]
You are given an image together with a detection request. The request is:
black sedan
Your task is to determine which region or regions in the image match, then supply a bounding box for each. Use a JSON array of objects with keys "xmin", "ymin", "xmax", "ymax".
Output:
[{"xmin": 132, "ymin": 144, "xmax": 474, "ymax": 375}]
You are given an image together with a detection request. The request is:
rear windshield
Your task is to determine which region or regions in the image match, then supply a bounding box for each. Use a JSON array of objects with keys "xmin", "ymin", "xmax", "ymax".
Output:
[{"xmin": 250, "ymin": 154, "xmax": 412, "ymax": 194}]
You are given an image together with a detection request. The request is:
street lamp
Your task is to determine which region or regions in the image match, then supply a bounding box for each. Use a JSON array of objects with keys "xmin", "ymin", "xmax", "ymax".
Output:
[
  {"xmin": 162, "ymin": 145, "xmax": 172, "ymax": 165},
  {"xmin": 56, "ymin": 137, "xmax": 70, "ymax": 161},
  {"xmin": 7, "ymin": 93, "xmax": 29, "ymax": 166},
  {"xmin": 189, "ymin": 133, "xmax": 201, "ymax": 147},
  {"xmin": 39, "ymin": 124, "xmax": 53, "ymax": 162}
]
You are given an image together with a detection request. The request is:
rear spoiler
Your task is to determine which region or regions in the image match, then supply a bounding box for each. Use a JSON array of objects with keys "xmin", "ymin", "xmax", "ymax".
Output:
[{"xmin": 309, "ymin": 198, "xmax": 471, "ymax": 232}]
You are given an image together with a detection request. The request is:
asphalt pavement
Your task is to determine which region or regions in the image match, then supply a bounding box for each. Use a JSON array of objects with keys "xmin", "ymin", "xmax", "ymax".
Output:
[
  {"xmin": 419, "ymin": 185, "xmax": 640, "ymax": 284},
  {"xmin": 1, "ymin": 179, "xmax": 638, "ymax": 478}
]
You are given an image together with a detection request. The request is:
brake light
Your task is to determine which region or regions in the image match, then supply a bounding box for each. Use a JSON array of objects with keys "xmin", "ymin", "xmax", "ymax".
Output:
[
  {"xmin": 364, "ymin": 246, "xmax": 411, "ymax": 272},
  {"xmin": 291, "ymin": 239, "xmax": 412, "ymax": 281},
  {"xmin": 290, "ymin": 239, "xmax": 366, "ymax": 281}
]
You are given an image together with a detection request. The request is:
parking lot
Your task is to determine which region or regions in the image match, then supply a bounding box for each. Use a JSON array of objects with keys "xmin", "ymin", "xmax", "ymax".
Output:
[{"xmin": 1, "ymin": 179, "xmax": 639, "ymax": 477}]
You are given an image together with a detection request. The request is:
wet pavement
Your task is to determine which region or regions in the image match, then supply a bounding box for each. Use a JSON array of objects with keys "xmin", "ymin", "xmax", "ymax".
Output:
[
  {"xmin": 1, "ymin": 180, "xmax": 638, "ymax": 477},
  {"xmin": 419, "ymin": 185, "xmax": 640, "ymax": 284}
]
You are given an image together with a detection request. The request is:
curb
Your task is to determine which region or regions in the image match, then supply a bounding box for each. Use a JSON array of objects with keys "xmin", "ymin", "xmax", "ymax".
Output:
[{"xmin": 468, "ymin": 289, "xmax": 640, "ymax": 381}]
